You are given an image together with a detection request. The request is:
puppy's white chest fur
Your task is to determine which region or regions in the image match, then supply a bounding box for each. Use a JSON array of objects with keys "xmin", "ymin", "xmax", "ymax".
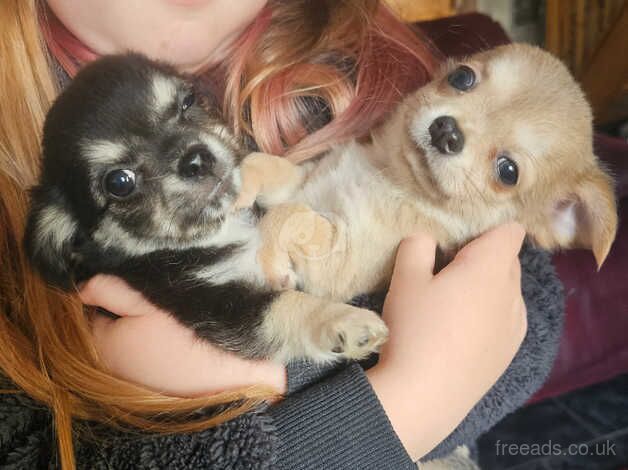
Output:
[
  {"xmin": 288, "ymin": 142, "xmax": 430, "ymax": 298},
  {"xmin": 295, "ymin": 143, "xmax": 397, "ymax": 227},
  {"xmin": 192, "ymin": 213, "xmax": 266, "ymax": 287}
]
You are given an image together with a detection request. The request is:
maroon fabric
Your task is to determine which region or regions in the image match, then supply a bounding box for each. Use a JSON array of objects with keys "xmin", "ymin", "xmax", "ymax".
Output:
[
  {"xmin": 416, "ymin": 13, "xmax": 511, "ymax": 59},
  {"xmin": 532, "ymin": 138, "xmax": 628, "ymax": 402},
  {"xmin": 531, "ymin": 201, "xmax": 628, "ymax": 401},
  {"xmin": 417, "ymin": 13, "xmax": 628, "ymax": 399},
  {"xmin": 595, "ymin": 133, "xmax": 628, "ymax": 199}
]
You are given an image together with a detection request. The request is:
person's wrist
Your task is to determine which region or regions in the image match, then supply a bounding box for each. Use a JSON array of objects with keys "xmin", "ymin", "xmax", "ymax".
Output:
[
  {"xmin": 366, "ymin": 363, "xmax": 422, "ymax": 460},
  {"xmin": 180, "ymin": 341, "xmax": 287, "ymax": 397},
  {"xmin": 247, "ymin": 359, "xmax": 287, "ymax": 395},
  {"xmin": 366, "ymin": 359, "xmax": 480, "ymax": 461}
]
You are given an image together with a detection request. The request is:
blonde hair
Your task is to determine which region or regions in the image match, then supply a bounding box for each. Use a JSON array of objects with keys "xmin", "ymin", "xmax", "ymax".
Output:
[
  {"xmin": 1, "ymin": 1, "xmax": 438, "ymax": 468},
  {"xmin": 220, "ymin": 1, "xmax": 439, "ymax": 161}
]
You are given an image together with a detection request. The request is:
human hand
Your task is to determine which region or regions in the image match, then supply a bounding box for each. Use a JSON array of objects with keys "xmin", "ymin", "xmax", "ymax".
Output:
[
  {"xmin": 367, "ymin": 223, "xmax": 527, "ymax": 460},
  {"xmin": 79, "ymin": 275, "xmax": 287, "ymax": 397}
]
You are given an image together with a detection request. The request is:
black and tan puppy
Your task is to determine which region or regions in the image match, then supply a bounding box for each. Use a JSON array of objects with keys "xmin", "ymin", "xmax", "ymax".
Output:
[{"xmin": 25, "ymin": 54, "xmax": 387, "ymax": 363}]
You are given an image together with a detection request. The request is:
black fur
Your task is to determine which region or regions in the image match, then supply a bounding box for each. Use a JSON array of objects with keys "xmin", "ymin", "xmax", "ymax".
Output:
[
  {"xmin": 89, "ymin": 245, "xmax": 276, "ymax": 357},
  {"xmin": 25, "ymin": 54, "xmax": 279, "ymax": 359}
]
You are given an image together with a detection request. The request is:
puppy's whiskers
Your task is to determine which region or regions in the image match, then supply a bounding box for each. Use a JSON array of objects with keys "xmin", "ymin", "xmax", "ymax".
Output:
[
  {"xmin": 163, "ymin": 197, "xmax": 191, "ymax": 239},
  {"xmin": 462, "ymin": 168, "xmax": 490, "ymax": 208}
]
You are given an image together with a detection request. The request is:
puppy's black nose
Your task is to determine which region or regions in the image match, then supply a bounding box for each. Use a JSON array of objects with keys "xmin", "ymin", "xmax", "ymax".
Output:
[
  {"xmin": 178, "ymin": 146, "xmax": 215, "ymax": 179},
  {"xmin": 429, "ymin": 116, "xmax": 464, "ymax": 155}
]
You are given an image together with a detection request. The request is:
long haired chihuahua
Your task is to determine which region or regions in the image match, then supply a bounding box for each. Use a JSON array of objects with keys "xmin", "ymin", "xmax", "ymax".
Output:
[
  {"xmin": 25, "ymin": 54, "xmax": 388, "ymax": 363},
  {"xmin": 238, "ymin": 44, "xmax": 617, "ymax": 306}
]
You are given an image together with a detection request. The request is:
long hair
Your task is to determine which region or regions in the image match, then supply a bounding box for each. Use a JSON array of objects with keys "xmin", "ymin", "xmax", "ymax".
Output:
[{"xmin": 1, "ymin": 1, "xmax": 439, "ymax": 468}]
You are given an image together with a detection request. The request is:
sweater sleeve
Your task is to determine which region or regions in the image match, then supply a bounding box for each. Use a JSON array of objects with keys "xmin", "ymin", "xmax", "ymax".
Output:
[
  {"xmin": 270, "ymin": 361, "xmax": 417, "ymax": 470},
  {"xmin": 0, "ymin": 364, "xmax": 412, "ymax": 470}
]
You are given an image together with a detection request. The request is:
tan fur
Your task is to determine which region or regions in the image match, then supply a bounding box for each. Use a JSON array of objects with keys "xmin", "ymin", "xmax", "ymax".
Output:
[
  {"xmin": 259, "ymin": 289, "xmax": 388, "ymax": 363},
  {"xmin": 240, "ymin": 44, "xmax": 617, "ymax": 361},
  {"xmin": 257, "ymin": 203, "xmax": 340, "ymax": 289},
  {"xmin": 234, "ymin": 152, "xmax": 306, "ymax": 209}
]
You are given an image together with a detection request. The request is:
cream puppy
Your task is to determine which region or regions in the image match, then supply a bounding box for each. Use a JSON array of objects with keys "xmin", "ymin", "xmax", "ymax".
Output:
[{"xmin": 239, "ymin": 44, "xmax": 617, "ymax": 325}]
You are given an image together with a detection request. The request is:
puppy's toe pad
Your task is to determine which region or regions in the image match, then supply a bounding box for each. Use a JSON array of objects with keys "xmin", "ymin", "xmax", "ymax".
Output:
[{"xmin": 319, "ymin": 308, "xmax": 388, "ymax": 360}]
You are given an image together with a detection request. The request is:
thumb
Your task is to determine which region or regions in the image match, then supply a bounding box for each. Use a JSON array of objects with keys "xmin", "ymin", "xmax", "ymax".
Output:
[
  {"xmin": 79, "ymin": 275, "xmax": 162, "ymax": 317},
  {"xmin": 389, "ymin": 232, "xmax": 437, "ymax": 293}
]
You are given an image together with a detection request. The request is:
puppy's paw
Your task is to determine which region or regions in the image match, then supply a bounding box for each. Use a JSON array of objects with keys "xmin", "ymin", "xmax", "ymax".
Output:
[
  {"xmin": 269, "ymin": 268, "xmax": 299, "ymax": 291},
  {"xmin": 258, "ymin": 244, "xmax": 299, "ymax": 290},
  {"xmin": 318, "ymin": 307, "xmax": 388, "ymax": 360},
  {"xmin": 233, "ymin": 187, "xmax": 259, "ymax": 210}
]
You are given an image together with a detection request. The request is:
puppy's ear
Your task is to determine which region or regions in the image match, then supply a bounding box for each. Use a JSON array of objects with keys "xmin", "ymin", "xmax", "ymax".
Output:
[
  {"xmin": 538, "ymin": 165, "xmax": 617, "ymax": 268},
  {"xmin": 24, "ymin": 185, "xmax": 84, "ymax": 290}
]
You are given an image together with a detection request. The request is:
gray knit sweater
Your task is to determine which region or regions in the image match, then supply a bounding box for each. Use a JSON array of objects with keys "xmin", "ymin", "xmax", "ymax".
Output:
[{"xmin": 0, "ymin": 245, "xmax": 563, "ymax": 469}]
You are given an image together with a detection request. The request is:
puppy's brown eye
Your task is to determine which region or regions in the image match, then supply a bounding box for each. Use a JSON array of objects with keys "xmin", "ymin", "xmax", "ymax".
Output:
[
  {"xmin": 448, "ymin": 65, "xmax": 476, "ymax": 91},
  {"xmin": 104, "ymin": 169, "xmax": 136, "ymax": 197},
  {"xmin": 181, "ymin": 91, "xmax": 196, "ymax": 111},
  {"xmin": 496, "ymin": 156, "xmax": 518, "ymax": 186}
]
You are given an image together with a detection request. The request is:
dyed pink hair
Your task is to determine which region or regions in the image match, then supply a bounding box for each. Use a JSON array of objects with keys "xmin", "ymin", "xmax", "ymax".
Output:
[{"xmin": 41, "ymin": 1, "xmax": 441, "ymax": 162}]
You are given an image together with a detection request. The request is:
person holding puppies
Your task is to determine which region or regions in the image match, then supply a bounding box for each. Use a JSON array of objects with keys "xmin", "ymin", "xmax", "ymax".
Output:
[{"xmin": 0, "ymin": 1, "xmax": 561, "ymax": 468}]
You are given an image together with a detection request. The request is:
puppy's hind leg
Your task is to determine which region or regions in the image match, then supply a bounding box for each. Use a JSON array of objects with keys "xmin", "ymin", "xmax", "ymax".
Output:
[
  {"xmin": 257, "ymin": 203, "xmax": 343, "ymax": 291},
  {"xmin": 260, "ymin": 290, "xmax": 388, "ymax": 364}
]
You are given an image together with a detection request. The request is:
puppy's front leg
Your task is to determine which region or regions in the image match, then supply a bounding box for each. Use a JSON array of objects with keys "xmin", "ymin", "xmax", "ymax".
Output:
[
  {"xmin": 235, "ymin": 152, "xmax": 305, "ymax": 209},
  {"xmin": 261, "ymin": 290, "xmax": 388, "ymax": 363}
]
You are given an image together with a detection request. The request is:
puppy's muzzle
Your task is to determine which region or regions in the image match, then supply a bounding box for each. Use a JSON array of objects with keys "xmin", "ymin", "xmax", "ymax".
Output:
[
  {"xmin": 178, "ymin": 145, "xmax": 216, "ymax": 179},
  {"xmin": 429, "ymin": 116, "xmax": 464, "ymax": 155}
]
